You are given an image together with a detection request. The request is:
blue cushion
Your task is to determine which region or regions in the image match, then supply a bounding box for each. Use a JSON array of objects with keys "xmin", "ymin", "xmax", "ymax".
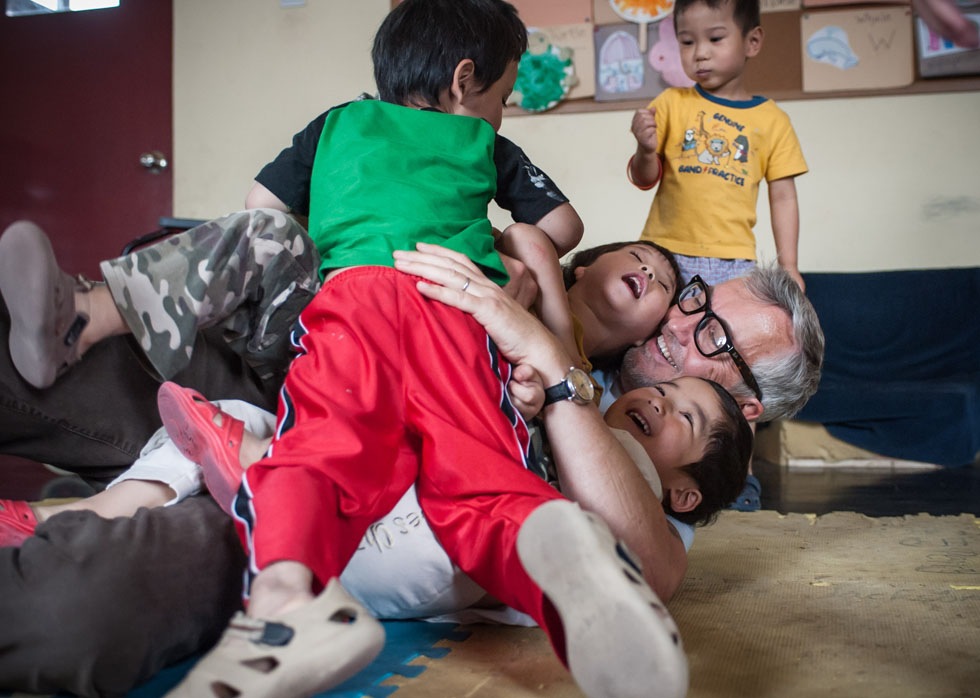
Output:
[{"xmin": 797, "ymin": 268, "xmax": 980, "ymax": 467}]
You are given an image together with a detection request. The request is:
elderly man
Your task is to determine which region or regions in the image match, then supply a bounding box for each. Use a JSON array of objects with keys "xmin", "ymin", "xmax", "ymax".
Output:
[{"xmin": 0, "ymin": 218, "xmax": 822, "ymax": 696}]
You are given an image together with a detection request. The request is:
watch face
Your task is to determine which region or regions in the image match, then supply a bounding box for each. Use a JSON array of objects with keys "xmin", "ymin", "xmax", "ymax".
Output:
[{"xmin": 568, "ymin": 368, "xmax": 595, "ymax": 403}]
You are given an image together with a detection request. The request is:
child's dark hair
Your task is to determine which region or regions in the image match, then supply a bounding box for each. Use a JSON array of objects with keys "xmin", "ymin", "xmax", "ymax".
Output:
[
  {"xmin": 673, "ymin": 0, "xmax": 761, "ymax": 35},
  {"xmin": 664, "ymin": 379, "xmax": 753, "ymax": 527},
  {"xmin": 372, "ymin": 0, "xmax": 528, "ymax": 106},
  {"xmin": 561, "ymin": 240, "xmax": 682, "ymax": 300}
]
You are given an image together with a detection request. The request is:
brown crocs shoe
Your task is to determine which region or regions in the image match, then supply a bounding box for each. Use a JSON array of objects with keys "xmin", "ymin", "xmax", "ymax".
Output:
[
  {"xmin": 165, "ymin": 577, "xmax": 385, "ymax": 698},
  {"xmin": 0, "ymin": 221, "xmax": 92, "ymax": 388}
]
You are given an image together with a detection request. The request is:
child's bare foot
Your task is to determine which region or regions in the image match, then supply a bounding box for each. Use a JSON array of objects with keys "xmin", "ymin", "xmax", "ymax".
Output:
[{"xmin": 157, "ymin": 382, "xmax": 250, "ymax": 515}]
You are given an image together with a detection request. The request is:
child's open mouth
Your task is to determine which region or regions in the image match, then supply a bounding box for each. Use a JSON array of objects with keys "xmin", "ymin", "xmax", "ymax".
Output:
[{"xmin": 623, "ymin": 273, "xmax": 646, "ymax": 299}]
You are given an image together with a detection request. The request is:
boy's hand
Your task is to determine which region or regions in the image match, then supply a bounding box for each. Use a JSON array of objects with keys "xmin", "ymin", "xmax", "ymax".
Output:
[
  {"xmin": 508, "ymin": 363, "xmax": 545, "ymax": 420},
  {"xmin": 631, "ymin": 107, "xmax": 658, "ymax": 153}
]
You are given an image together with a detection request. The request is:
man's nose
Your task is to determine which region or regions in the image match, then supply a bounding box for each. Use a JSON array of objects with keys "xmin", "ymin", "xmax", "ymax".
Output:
[{"xmin": 664, "ymin": 308, "xmax": 697, "ymax": 343}]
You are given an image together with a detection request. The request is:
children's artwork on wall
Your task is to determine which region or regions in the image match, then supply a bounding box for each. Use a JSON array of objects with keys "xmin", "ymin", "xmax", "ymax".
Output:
[
  {"xmin": 761, "ymin": 0, "xmax": 802, "ymax": 13},
  {"xmin": 529, "ymin": 22, "xmax": 597, "ymax": 99},
  {"xmin": 594, "ymin": 22, "xmax": 669, "ymax": 101},
  {"xmin": 806, "ymin": 25, "xmax": 860, "ymax": 68},
  {"xmin": 509, "ymin": 0, "xmax": 593, "ymax": 26},
  {"xmin": 647, "ymin": 16, "xmax": 694, "ymax": 87},
  {"xmin": 803, "ymin": 0, "xmax": 909, "ymax": 6},
  {"xmin": 511, "ymin": 30, "xmax": 578, "ymax": 112},
  {"xmin": 916, "ymin": 11, "xmax": 980, "ymax": 77},
  {"xmin": 801, "ymin": 7, "xmax": 914, "ymax": 92},
  {"xmin": 608, "ymin": 0, "xmax": 677, "ymax": 50}
]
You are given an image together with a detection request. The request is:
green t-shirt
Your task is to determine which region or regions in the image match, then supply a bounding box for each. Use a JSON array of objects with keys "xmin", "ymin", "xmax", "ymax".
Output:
[{"xmin": 308, "ymin": 99, "xmax": 508, "ymax": 285}]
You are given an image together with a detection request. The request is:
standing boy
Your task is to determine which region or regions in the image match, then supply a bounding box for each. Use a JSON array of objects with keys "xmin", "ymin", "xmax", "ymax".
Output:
[{"xmin": 628, "ymin": 0, "xmax": 808, "ymax": 292}]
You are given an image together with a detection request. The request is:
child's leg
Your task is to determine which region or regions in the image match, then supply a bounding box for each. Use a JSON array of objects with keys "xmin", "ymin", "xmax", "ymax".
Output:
[
  {"xmin": 101, "ymin": 208, "xmax": 320, "ymax": 383},
  {"xmin": 158, "ymin": 385, "xmax": 273, "ymax": 515},
  {"xmin": 1, "ymin": 398, "xmax": 276, "ymax": 548}
]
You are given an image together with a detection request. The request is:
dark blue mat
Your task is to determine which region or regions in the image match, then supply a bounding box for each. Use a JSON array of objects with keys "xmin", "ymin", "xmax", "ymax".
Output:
[{"xmin": 3, "ymin": 621, "xmax": 470, "ymax": 698}]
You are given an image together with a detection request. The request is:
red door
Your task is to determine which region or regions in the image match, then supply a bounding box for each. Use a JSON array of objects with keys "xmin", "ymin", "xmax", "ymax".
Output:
[{"xmin": 0, "ymin": 1, "xmax": 173, "ymax": 278}]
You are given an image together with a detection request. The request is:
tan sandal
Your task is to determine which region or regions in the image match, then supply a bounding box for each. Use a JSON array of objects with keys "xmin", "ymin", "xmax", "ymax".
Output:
[
  {"xmin": 517, "ymin": 500, "xmax": 689, "ymax": 698},
  {"xmin": 165, "ymin": 578, "xmax": 384, "ymax": 698}
]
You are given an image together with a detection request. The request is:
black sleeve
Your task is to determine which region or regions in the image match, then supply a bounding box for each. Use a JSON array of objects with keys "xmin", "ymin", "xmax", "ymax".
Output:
[
  {"xmin": 493, "ymin": 134, "xmax": 570, "ymax": 225},
  {"xmin": 253, "ymin": 106, "xmax": 344, "ymax": 216}
]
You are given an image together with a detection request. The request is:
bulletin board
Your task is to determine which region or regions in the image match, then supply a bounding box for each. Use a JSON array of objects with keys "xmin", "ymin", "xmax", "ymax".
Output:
[{"xmin": 390, "ymin": 0, "xmax": 980, "ymax": 114}]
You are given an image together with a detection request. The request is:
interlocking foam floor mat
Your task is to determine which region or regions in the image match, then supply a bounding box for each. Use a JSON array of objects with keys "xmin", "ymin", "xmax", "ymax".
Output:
[{"xmin": 2, "ymin": 621, "xmax": 471, "ymax": 698}]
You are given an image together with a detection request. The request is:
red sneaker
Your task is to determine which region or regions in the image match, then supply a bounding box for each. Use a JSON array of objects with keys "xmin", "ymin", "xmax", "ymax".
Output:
[
  {"xmin": 157, "ymin": 382, "xmax": 245, "ymax": 516},
  {"xmin": 0, "ymin": 499, "xmax": 38, "ymax": 547}
]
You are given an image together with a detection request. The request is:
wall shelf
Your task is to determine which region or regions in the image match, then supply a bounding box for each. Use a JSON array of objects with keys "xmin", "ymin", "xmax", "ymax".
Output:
[{"xmin": 506, "ymin": 74, "xmax": 980, "ymax": 116}]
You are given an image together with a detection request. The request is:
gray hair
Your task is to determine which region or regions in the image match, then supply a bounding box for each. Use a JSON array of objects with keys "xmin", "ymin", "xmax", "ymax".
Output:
[{"xmin": 733, "ymin": 265, "xmax": 825, "ymax": 422}]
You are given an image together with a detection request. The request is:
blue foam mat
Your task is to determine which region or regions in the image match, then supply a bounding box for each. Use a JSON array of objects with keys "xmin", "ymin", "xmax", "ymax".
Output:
[{"xmin": 3, "ymin": 621, "xmax": 470, "ymax": 698}]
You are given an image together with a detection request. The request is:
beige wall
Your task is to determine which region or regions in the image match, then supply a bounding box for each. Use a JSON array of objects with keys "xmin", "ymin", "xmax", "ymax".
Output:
[{"xmin": 174, "ymin": 1, "xmax": 980, "ymax": 272}]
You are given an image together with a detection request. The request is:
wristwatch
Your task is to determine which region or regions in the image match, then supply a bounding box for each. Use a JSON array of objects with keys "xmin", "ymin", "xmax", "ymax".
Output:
[{"xmin": 543, "ymin": 367, "xmax": 595, "ymax": 406}]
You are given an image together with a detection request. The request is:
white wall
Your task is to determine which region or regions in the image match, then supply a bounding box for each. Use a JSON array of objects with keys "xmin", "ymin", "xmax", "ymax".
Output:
[{"xmin": 174, "ymin": 1, "xmax": 980, "ymax": 272}]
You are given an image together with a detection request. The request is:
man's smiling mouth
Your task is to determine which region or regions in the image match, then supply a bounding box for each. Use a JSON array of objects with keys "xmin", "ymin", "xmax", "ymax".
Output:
[{"xmin": 657, "ymin": 335, "xmax": 678, "ymax": 369}]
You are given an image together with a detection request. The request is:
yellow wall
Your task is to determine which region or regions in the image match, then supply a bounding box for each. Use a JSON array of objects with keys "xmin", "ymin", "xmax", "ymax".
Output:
[{"xmin": 174, "ymin": 1, "xmax": 980, "ymax": 272}]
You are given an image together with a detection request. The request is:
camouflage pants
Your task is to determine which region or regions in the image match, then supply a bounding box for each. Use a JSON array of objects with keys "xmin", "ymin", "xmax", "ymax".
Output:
[{"xmin": 100, "ymin": 208, "xmax": 320, "ymax": 389}]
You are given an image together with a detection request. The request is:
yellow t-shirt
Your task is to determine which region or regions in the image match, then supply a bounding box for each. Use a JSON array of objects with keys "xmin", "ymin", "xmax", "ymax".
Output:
[{"xmin": 638, "ymin": 86, "xmax": 808, "ymax": 260}]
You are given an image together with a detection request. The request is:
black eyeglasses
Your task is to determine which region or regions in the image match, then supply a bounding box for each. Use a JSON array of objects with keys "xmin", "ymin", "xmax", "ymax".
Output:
[{"xmin": 677, "ymin": 275, "xmax": 763, "ymax": 401}]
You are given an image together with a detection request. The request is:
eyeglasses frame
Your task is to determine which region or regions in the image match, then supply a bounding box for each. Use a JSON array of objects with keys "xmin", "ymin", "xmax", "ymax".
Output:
[{"xmin": 676, "ymin": 275, "xmax": 763, "ymax": 401}]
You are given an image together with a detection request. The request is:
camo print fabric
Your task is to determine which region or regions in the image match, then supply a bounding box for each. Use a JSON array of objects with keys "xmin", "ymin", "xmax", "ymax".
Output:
[{"xmin": 100, "ymin": 208, "xmax": 320, "ymax": 387}]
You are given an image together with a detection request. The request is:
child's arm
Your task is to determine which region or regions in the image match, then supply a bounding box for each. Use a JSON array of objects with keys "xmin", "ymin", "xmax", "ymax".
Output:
[
  {"xmin": 628, "ymin": 107, "xmax": 662, "ymax": 189},
  {"xmin": 532, "ymin": 202, "xmax": 584, "ymax": 258},
  {"xmin": 492, "ymin": 135, "xmax": 584, "ymax": 257},
  {"xmin": 507, "ymin": 363, "xmax": 545, "ymax": 421},
  {"xmin": 768, "ymin": 176, "xmax": 805, "ymax": 292},
  {"xmin": 245, "ymin": 182, "xmax": 289, "ymax": 212},
  {"xmin": 497, "ymin": 224, "xmax": 584, "ymax": 372}
]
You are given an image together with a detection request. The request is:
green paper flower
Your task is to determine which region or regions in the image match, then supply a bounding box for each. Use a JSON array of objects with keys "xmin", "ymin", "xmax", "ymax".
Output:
[{"xmin": 513, "ymin": 43, "xmax": 575, "ymax": 113}]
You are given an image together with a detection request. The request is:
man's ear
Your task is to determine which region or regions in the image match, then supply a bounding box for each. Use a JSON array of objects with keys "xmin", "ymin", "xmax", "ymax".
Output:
[
  {"xmin": 667, "ymin": 487, "xmax": 702, "ymax": 514},
  {"xmin": 573, "ymin": 265, "xmax": 586, "ymax": 281},
  {"xmin": 739, "ymin": 397, "xmax": 764, "ymax": 423},
  {"xmin": 450, "ymin": 59, "xmax": 477, "ymax": 103},
  {"xmin": 745, "ymin": 26, "xmax": 763, "ymax": 59}
]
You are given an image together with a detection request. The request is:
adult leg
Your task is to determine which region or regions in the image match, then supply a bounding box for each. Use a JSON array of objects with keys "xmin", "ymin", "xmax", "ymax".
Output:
[
  {"xmin": 0, "ymin": 210, "xmax": 318, "ymax": 392},
  {"xmin": 0, "ymin": 496, "xmax": 246, "ymax": 698},
  {"xmin": 0, "ymin": 294, "xmax": 276, "ymax": 481}
]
